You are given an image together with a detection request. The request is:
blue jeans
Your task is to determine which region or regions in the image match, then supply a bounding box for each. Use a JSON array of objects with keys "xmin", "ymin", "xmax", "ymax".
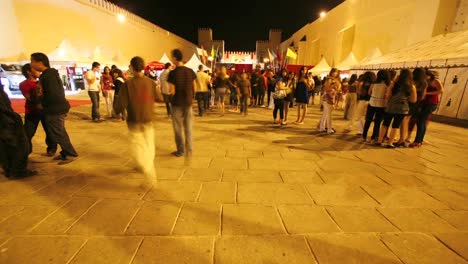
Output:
[
  {"xmin": 171, "ymin": 106, "xmax": 193, "ymax": 154},
  {"xmin": 45, "ymin": 114, "xmax": 78, "ymax": 158},
  {"xmin": 414, "ymin": 104, "xmax": 437, "ymax": 143},
  {"xmin": 88, "ymin": 91, "xmax": 100, "ymax": 120}
]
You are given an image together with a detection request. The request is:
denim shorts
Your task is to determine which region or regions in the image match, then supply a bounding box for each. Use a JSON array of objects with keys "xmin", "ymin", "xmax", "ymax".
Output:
[{"xmin": 215, "ymin": 88, "xmax": 226, "ymax": 102}]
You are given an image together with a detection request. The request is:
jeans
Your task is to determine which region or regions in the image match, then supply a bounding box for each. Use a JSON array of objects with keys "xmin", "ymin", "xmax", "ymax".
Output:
[
  {"xmin": 363, "ymin": 106, "xmax": 385, "ymax": 140},
  {"xmin": 196, "ymin": 92, "xmax": 210, "ymax": 116},
  {"xmin": 240, "ymin": 95, "xmax": 248, "ymax": 114},
  {"xmin": 88, "ymin": 91, "xmax": 100, "ymax": 120},
  {"xmin": 127, "ymin": 122, "xmax": 156, "ymax": 182},
  {"xmin": 24, "ymin": 113, "xmax": 57, "ymax": 154},
  {"xmin": 414, "ymin": 104, "xmax": 437, "ymax": 143},
  {"xmin": 320, "ymin": 102, "xmax": 334, "ymax": 133},
  {"xmin": 258, "ymin": 89, "xmax": 265, "ymax": 105},
  {"xmin": 103, "ymin": 89, "xmax": 115, "ymax": 117},
  {"xmin": 45, "ymin": 114, "xmax": 78, "ymax": 158},
  {"xmin": 163, "ymin": 94, "xmax": 173, "ymax": 116},
  {"xmin": 171, "ymin": 106, "xmax": 193, "ymax": 155},
  {"xmin": 273, "ymin": 98, "xmax": 284, "ymax": 119}
]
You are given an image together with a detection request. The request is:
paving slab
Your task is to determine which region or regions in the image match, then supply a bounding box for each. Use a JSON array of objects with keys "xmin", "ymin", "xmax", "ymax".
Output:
[
  {"xmin": 180, "ymin": 168, "xmax": 223, "ymax": 181},
  {"xmin": 215, "ymin": 235, "xmax": 317, "ymax": 264},
  {"xmin": 422, "ymin": 188, "xmax": 468, "ymax": 210},
  {"xmin": 143, "ymin": 181, "xmax": 201, "ymax": 202},
  {"xmin": 126, "ymin": 201, "xmax": 181, "ymax": 235},
  {"xmin": 34, "ymin": 175, "xmax": 90, "ymax": 196},
  {"xmin": 222, "ymin": 204, "xmax": 285, "ymax": 235},
  {"xmin": 362, "ymin": 186, "xmax": 449, "ymax": 209},
  {"xmin": 155, "ymin": 156, "xmax": 212, "ymax": 169},
  {"xmin": 327, "ymin": 207, "xmax": 398, "ymax": 232},
  {"xmin": 210, "ymin": 158, "xmax": 248, "ymax": 169},
  {"xmin": 31, "ymin": 197, "xmax": 97, "ymax": 234},
  {"xmin": 155, "ymin": 168, "xmax": 184, "ymax": 180},
  {"xmin": 132, "ymin": 237, "xmax": 213, "ymax": 264},
  {"xmin": 277, "ymin": 205, "xmax": 340, "ymax": 233},
  {"xmin": 380, "ymin": 233, "xmax": 466, "ymax": 264},
  {"xmin": 307, "ymin": 233, "xmax": 402, "ymax": 264},
  {"xmin": 279, "ymin": 171, "xmax": 325, "ymax": 184},
  {"xmin": 373, "ymin": 171, "xmax": 427, "ymax": 186},
  {"xmin": 249, "ymin": 158, "xmax": 319, "ymax": 171},
  {"xmin": 172, "ymin": 203, "xmax": 221, "ymax": 235},
  {"xmin": 69, "ymin": 236, "xmax": 143, "ymax": 264},
  {"xmin": 433, "ymin": 210, "xmax": 468, "ymax": 231},
  {"xmin": 318, "ymin": 171, "xmax": 387, "ymax": 186},
  {"xmin": 435, "ymin": 232, "xmax": 468, "ymax": 260},
  {"xmin": 238, "ymin": 183, "xmax": 313, "ymax": 204},
  {"xmin": 198, "ymin": 182, "xmax": 236, "ymax": 203},
  {"xmin": 306, "ymin": 185, "xmax": 379, "ymax": 207},
  {"xmin": 67, "ymin": 199, "xmax": 142, "ymax": 235},
  {"xmin": 222, "ymin": 169, "xmax": 282, "ymax": 182},
  {"xmin": 0, "ymin": 236, "xmax": 86, "ymax": 264},
  {"xmin": 0, "ymin": 206, "xmax": 23, "ymax": 222},
  {"xmin": 378, "ymin": 208, "xmax": 458, "ymax": 232},
  {"xmin": 0, "ymin": 205, "xmax": 57, "ymax": 235}
]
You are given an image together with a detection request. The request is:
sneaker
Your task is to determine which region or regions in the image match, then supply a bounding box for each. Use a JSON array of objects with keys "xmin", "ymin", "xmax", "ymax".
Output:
[
  {"xmin": 171, "ymin": 151, "xmax": 184, "ymax": 157},
  {"xmin": 53, "ymin": 155, "xmax": 65, "ymax": 161},
  {"xmin": 385, "ymin": 144, "xmax": 396, "ymax": 149},
  {"xmin": 409, "ymin": 142, "xmax": 422, "ymax": 148},
  {"xmin": 58, "ymin": 156, "xmax": 77, "ymax": 165},
  {"xmin": 46, "ymin": 150, "xmax": 57, "ymax": 157}
]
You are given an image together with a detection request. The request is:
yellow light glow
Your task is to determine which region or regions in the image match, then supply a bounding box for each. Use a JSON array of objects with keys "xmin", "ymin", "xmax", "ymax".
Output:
[
  {"xmin": 320, "ymin": 11, "xmax": 327, "ymax": 18},
  {"xmin": 117, "ymin": 14, "xmax": 126, "ymax": 23},
  {"xmin": 208, "ymin": 56, "xmax": 213, "ymax": 61},
  {"xmin": 263, "ymin": 58, "xmax": 270, "ymax": 63}
]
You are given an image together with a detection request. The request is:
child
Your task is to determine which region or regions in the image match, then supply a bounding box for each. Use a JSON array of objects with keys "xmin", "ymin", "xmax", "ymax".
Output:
[{"xmin": 319, "ymin": 82, "xmax": 336, "ymax": 134}]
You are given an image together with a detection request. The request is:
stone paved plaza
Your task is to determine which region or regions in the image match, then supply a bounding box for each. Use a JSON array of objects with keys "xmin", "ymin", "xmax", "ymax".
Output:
[{"xmin": 1, "ymin": 95, "xmax": 468, "ymax": 264}]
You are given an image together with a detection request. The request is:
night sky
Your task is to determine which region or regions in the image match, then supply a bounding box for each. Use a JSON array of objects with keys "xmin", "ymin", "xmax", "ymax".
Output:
[{"xmin": 108, "ymin": 0, "xmax": 344, "ymax": 51}]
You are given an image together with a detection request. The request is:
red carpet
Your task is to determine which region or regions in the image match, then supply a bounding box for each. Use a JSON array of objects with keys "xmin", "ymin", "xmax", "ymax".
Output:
[{"xmin": 10, "ymin": 99, "xmax": 91, "ymax": 113}]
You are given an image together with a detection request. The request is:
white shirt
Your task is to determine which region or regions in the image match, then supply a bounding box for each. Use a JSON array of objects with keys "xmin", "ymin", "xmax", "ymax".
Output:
[
  {"xmin": 159, "ymin": 69, "xmax": 171, "ymax": 94},
  {"xmin": 369, "ymin": 83, "xmax": 388, "ymax": 107},
  {"xmin": 85, "ymin": 70, "xmax": 101, "ymax": 92},
  {"xmin": 196, "ymin": 71, "xmax": 211, "ymax": 92}
]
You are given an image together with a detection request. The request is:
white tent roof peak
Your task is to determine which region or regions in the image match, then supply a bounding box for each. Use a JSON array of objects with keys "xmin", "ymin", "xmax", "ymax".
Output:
[
  {"xmin": 337, "ymin": 52, "xmax": 359, "ymax": 70},
  {"xmin": 184, "ymin": 53, "xmax": 207, "ymax": 71},
  {"xmin": 159, "ymin": 53, "xmax": 171, "ymax": 64},
  {"xmin": 309, "ymin": 57, "xmax": 331, "ymax": 74},
  {"xmin": 48, "ymin": 39, "xmax": 79, "ymax": 62},
  {"xmin": 361, "ymin": 48, "xmax": 383, "ymax": 64}
]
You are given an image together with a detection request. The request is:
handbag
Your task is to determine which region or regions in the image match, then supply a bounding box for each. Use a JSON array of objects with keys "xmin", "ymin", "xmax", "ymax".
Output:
[{"xmin": 273, "ymin": 88, "xmax": 287, "ymax": 99}]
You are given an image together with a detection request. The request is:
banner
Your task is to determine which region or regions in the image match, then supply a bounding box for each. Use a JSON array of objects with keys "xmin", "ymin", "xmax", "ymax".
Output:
[
  {"xmin": 436, "ymin": 67, "xmax": 468, "ymax": 118},
  {"xmin": 286, "ymin": 48, "xmax": 297, "ymax": 59}
]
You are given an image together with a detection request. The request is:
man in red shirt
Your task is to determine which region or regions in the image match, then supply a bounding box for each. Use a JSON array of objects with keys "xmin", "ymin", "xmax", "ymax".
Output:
[{"xmin": 19, "ymin": 63, "xmax": 57, "ymax": 155}]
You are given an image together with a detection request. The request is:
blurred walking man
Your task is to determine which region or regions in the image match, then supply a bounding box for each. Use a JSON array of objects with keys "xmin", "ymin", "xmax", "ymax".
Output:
[
  {"xmin": 118, "ymin": 56, "xmax": 157, "ymax": 184},
  {"xmin": 167, "ymin": 49, "xmax": 196, "ymax": 157}
]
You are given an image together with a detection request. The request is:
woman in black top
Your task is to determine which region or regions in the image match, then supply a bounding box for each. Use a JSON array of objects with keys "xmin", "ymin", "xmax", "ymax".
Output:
[
  {"xmin": 213, "ymin": 66, "xmax": 235, "ymax": 116},
  {"xmin": 112, "ymin": 69, "xmax": 126, "ymax": 120}
]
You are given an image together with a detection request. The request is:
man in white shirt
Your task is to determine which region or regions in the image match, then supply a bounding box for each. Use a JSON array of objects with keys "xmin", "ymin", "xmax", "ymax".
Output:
[
  {"xmin": 195, "ymin": 65, "xmax": 211, "ymax": 116},
  {"xmin": 84, "ymin": 62, "xmax": 101, "ymax": 122},
  {"xmin": 159, "ymin": 63, "xmax": 172, "ymax": 117}
]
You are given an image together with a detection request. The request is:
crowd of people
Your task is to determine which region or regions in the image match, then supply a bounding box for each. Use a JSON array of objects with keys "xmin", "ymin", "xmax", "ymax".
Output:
[{"xmin": 0, "ymin": 49, "xmax": 444, "ymax": 182}]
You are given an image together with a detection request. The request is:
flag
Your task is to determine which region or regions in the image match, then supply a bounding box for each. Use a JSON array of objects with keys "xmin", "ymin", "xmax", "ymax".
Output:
[
  {"xmin": 210, "ymin": 46, "xmax": 215, "ymax": 58},
  {"xmin": 276, "ymin": 48, "xmax": 282, "ymax": 62},
  {"xmin": 271, "ymin": 49, "xmax": 277, "ymax": 59},
  {"xmin": 267, "ymin": 49, "xmax": 274, "ymax": 62},
  {"xmin": 286, "ymin": 48, "xmax": 297, "ymax": 59},
  {"xmin": 197, "ymin": 47, "xmax": 203, "ymax": 56}
]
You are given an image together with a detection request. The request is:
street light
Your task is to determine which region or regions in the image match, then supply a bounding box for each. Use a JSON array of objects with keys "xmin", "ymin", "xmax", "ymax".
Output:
[
  {"xmin": 263, "ymin": 58, "xmax": 270, "ymax": 63},
  {"xmin": 319, "ymin": 11, "xmax": 327, "ymax": 18},
  {"xmin": 117, "ymin": 14, "xmax": 126, "ymax": 23}
]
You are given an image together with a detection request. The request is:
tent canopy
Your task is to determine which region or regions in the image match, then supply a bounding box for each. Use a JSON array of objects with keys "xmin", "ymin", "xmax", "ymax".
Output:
[
  {"xmin": 159, "ymin": 53, "xmax": 171, "ymax": 64},
  {"xmin": 360, "ymin": 48, "xmax": 383, "ymax": 64},
  {"xmin": 309, "ymin": 57, "xmax": 331, "ymax": 74},
  {"xmin": 362, "ymin": 30, "xmax": 468, "ymax": 67},
  {"xmin": 48, "ymin": 39, "xmax": 79, "ymax": 62},
  {"xmin": 184, "ymin": 53, "xmax": 209, "ymax": 72},
  {"xmin": 336, "ymin": 52, "xmax": 359, "ymax": 70}
]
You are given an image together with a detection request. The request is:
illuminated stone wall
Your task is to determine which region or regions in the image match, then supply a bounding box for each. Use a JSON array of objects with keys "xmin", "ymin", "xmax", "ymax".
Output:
[{"xmin": 0, "ymin": 0, "xmax": 197, "ymax": 66}]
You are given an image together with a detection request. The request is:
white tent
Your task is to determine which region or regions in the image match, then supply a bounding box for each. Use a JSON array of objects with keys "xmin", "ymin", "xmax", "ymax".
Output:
[
  {"xmin": 309, "ymin": 57, "xmax": 331, "ymax": 74},
  {"xmin": 48, "ymin": 39, "xmax": 79, "ymax": 62},
  {"xmin": 159, "ymin": 53, "xmax": 171, "ymax": 64},
  {"xmin": 184, "ymin": 53, "xmax": 208, "ymax": 72},
  {"xmin": 360, "ymin": 48, "xmax": 383, "ymax": 64},
  {"xmin": 336, "ymin": 52, "xmax": 359, "ymax": 70}
]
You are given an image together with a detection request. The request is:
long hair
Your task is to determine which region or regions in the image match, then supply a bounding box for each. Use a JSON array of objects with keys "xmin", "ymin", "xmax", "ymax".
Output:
[
  {"xmin": 393, "ymin": 69, "xmax": 413, "ymax": 95},
  {"xmin": 376, "ymin": 70, "xmax": 391, "ymax": 86},
  {"xmin": 413, "ymin": 68, "xmax": 427, "ymax": 91},
  {"xmin": 349, "ymin": 74, "xmax": 358, "ymax": 85}
]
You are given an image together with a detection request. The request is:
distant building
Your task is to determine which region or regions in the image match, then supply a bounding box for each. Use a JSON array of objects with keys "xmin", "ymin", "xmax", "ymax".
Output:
[
  {"xmin": 198, "ymin": 28, "xmax": 225, "ymax": 62},
  {"xmin": 255, "ymin": 29, "xmax": 282, "ymax": 64}
]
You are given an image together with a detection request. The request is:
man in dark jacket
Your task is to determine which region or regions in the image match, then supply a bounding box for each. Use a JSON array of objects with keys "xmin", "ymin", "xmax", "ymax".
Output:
[
  {"xmin": 31, "ymin": 53, "xmax": 78, "ymax": 164},
  {"xmin": 0, "ymin": 80, "xmax": 36, "ymax": 179}
]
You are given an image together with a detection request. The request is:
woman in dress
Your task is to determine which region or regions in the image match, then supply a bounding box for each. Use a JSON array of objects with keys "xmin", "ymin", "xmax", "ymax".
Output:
[
  {"xmin": 100, "ymin": 66, "xmax": 115, "ymax": 118},
  {"xmin": 294, "ymin": 66, "xmax": 309, "ymax": 124}
]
